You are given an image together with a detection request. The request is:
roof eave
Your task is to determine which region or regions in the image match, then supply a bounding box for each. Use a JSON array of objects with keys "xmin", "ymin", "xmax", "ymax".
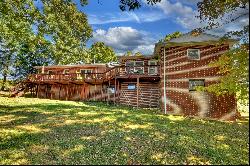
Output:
[{"xmin": 153, "ymin": 39, "xmax": 238, "ymax": 55}]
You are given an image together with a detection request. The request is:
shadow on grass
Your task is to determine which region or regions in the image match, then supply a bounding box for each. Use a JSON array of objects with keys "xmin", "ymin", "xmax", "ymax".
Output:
[{"xmin": 0, "ymin": 97, "xmax": 249, "ymax": 165}]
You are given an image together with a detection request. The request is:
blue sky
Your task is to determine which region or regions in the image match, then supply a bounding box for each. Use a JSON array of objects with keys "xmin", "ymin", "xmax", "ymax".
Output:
[{"xmin": 79, "ymin": 0, "xmax": 248, "ymax": 55}]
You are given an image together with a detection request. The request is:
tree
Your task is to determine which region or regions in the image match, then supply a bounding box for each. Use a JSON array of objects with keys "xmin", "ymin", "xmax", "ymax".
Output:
[
  {"xmin": 197, "ymin": 45, "xmax": 249, "ymax": 104},
  {"xmin": 119, "ymin": 0, "xmax": 161, "ymax": 11},
  {"xmin": 0, "ymin": 40, "xmax": 15, "ymax": 90},
  {"xmin": 0, "ymin": 0, "xmax": 38, "ymax": 90},
  {"xmin": 197, "ymin": 0, "xmax": 249, "ymax": 31},
  {"xmin": 159, "ymin": 31, "xmax": 182, "ymax": 43},
  {"xmin": 124, "ymin": 51, "xmax": 133, "ymax": 56},
  {"xmin": 89, "ymin": 42, "xmax": 117, "ymax": 63},
  {"xmin": 134, "ymin": 52, "xmax": 142, "ymax": 56},
  {"xmin": 40, "ymin": 0, "xmax": 92, "ymax": 65},
  {"xmin": 195, "ymin": 0, "xmax": 249, "ymax": 107},
  {"xmin": 14, "ymin": 40, "xmax": 52, "ymax": 80},
  {"xmin": 0, "ymin": 0, "xmax": 93, "ymax": 88}
]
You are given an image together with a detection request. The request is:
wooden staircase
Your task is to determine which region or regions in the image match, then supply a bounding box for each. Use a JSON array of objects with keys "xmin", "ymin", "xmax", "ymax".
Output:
[{"xmin": 9, "ymin": 81, "xmax": 34, "ymax": 98}]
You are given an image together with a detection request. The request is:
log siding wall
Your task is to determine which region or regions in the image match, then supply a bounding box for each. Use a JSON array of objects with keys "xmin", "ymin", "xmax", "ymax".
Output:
[
  {"xmin": 119, "ymin": 82, "xmax": 160, "ymax": 108},
  {"xmin": 160, "ymin": 44, "xmax": 237, "ymax": 120}
]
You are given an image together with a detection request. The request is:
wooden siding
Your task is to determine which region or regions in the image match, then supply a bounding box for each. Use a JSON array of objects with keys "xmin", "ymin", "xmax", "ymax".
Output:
[
  {"xmin": 119, "ymin": 57, "xmax": 160, "ymax": 76},
  {"xmin": 160, "ymin": 44, "xmax": 238, "ymax": 120},
  {"xmin": 36, "ymin": 83, "xmax": 111, "ymax": 101},
  {"xmin": 119, "ymin": 82, "xmax": 160, "ymax": 108}
]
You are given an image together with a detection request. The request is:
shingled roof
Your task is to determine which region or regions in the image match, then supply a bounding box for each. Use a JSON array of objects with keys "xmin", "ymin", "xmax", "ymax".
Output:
[
  {"xmin": 168, "ymin": 32, "xmax": 222, "ymax": 43},
  {"xmin": 154, "ymin": 32, "xmax": 237, "ymax": 55}
]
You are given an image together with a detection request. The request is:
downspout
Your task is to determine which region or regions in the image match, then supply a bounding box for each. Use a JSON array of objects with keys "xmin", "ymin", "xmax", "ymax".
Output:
[
  {"xmin": 42, "ymin": 65, "xmax": 45, "ymax": 74},
  {"xmin": 163, "ymin": 45, "xmax": 167, "ymax": 114}
]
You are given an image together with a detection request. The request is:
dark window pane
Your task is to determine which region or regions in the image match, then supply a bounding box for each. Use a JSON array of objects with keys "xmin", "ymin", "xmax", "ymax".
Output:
[
  {"xmin": 189, "ymin": 79, "xmax": 205, "ymax": 91},
  {"xmin": 188, "ymin": 49, "xmax": 200, "ymax": 60}
]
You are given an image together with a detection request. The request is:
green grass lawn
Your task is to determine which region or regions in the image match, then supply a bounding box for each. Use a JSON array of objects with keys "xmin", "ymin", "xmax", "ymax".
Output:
[{"xmin": 0, "ymin": 96, "xmax": 249, "ymax": 165}]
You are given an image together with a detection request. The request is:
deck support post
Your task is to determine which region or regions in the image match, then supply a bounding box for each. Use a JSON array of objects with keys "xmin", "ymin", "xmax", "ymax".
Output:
[
  {"xmin": 37, "ymin": 83, "xmax": 40, "ymax": 98},
  {"xmin": 59, "ymin": 84, "xmax": 61, "ymax": 100},
  {"xmin": 83, "ymin": 81, "xmax": 86, "ymax": 101},
  {"xmin": 137, "ymin": 77, "xmax": 139, "ymax": 108},
  {"xmin": 101, "ymin": 83, "xmax": 103, "ymax": 101},
  {"xmin": 114, "ymin": 78, "xmax": 117, "ymax": 104},
  {"xmin": 94, "ymin": 84, "xmax": 96, "ymax": 101},
  {"xmin": 51, "ymin": 84, "xmax": 53, "ymax": 100},
  {"xmin": 66, "ymin": 83, "xmax": 69, "ymax": 101},
  {"xmin": 117, "ymin": 80, "xmax": 120, "ymax": 103},
  {"xmin": 108, "ymin": 79, "xmax": 111, "ymax": 104}
]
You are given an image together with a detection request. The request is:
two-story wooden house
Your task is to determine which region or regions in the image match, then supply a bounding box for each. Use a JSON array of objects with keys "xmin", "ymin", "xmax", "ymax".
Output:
[
  {"xmin": 154, "ymin": 32, "xmax": 237, "ymax": 120},
  {"xmin": 14, "ymin": 32, "xmax": 238, "ymax": 120}
]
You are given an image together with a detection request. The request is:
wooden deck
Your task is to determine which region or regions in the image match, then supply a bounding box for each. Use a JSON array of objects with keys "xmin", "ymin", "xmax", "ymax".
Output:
[{"xmin": 27, "ymin": 65, "xmax": 160, "ymax": 84}]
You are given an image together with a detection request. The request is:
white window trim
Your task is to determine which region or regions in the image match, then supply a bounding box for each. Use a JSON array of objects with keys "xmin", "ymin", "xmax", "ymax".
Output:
[
  {"xmin": 134, "ymin": 61, "xmax": 144, "ymax": 74},
  {"xmin": 189, "ymin": 79, "xmax": 205, "ymax": 91},
  {"xmin": 47, "ymin": 70, "xmax": 53, "ymax": 74},
  {"xmin": 125, "ymin": 61, "xmax": 135, "ymax": 72},
  {"xmin": 63, "ymin": 69, "xmax": 70, "ymax": 74},
  {"xmin": 148, "ymin": 60, "xmax": 157, "ymax": 75},
  {"xmin": 187, "ymin": 49, "xmax": 201, "ymax": 60},
  {"xmin": 125, "ymin": 61, "xmax": 144, "ymax": 74}
]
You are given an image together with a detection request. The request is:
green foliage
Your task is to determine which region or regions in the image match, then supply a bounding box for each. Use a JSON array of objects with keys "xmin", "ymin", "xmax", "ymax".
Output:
[
  {"xmin": 0, "ymin": 97, "xmax": 249, "ymax": 165},
  {"xmin": 124, "ymin": 50, "xmax": 133, "ymax": 56},
  {"xmin": 159, "ymin": 31, "xmax": 182, "ymax": 43},
  {"xmin": 134, "ymin": 52, "xmax": 142, "ymax": 56},
  {"xmin": 197, "ymin": 0, "xmax": 249, "ymax": 26},
  {"xmin": 119, "ymin": 0, "xmax": 161, "ymax": 11},
  {"xmin": 40, "ymin": 0, "xmax": 92, "ymax": 64},
  {"xmin": 0, "ymin": 80, "xmax": 14, "ymax": 91},
  {"xmin": 89, "ymin": 42, "xmax": 117, "ymax": 63},
  {"xmin": 196, "ymin": 0, "xmax": 249, "ymax": 105},
  {"xmin": 198, "ymin": 45, "xmax": 249, "ymax": 106},
  {"xmin": 0, "ymin": 0, "xmax": 93, "ymax": 82}
]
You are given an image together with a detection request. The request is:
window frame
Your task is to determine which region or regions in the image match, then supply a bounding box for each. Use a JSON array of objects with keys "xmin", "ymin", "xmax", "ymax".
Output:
[
  {"xmin": 189, "ymin": 79, "xmax": 205, "ymax": 91},
  {"xmin": 47, "ymin": 70, "xmax": 53, "ymax": 75},
  {"xmin": 125, "ymin": 61, "xmax": 135, "ymax": 73},
  {"xmin": 134, "ymin": 61, "xmax": 144, "ymax": 74},
  {"xmin": 187, "ymin": 49, "xmax": 201, "ymax": 60},
  {"xmin": 63, "ymin": 69, "xmax": 70, "ymax": 74},
  {"xmin": 148, "ymin": 60, "xmax": 158, "ymax": 75},
  {"xmin": 125, "ymin": 61, "xmax": 144, "ymax": 74},
  {"xmin": 127, "ymin": 83, "xmax": 136, "ymax": 90},
  {"xmin": 80, "ymin": 69, "xmax": 93, "ymax": 78}
]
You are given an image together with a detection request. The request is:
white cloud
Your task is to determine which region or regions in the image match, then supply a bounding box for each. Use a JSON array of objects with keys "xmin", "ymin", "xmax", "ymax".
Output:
[
  {"xmin": 88, "ymin": 11, "xmax": 165, "ymax": 25},
  {"xmin": 155, "ymin": 0, "xmax": 202, "ymax": 30},
  {"xmin": 92, "ymin": 27, "xmax": 157, "ymax": 55},
  {"xmin": 155, "ymin": 0, "xmax": 249, "ymax": 36}
]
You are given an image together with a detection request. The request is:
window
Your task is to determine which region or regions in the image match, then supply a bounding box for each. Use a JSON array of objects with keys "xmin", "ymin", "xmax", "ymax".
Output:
[
  {"xmin": 125, "ymin": 61, "xmax": 144, "ymax": 74},
  {"xmin": 148, "ymin": 61, "xmax": 158, "ymax": 75},
  {"xmin": 134, "ymin": 61, "xmax": 144, "ymax": 74},
  {"xmin": 107, "ymin": 86, "xmax": 115, "ymax": 94},
  {"xmin": 80, "ymin": 69, "xmax": 92, "ymax": 79},
  {"xmin": 187, "ymin": 49, "xmax": 200, "ymax": 60},
  {"xmin": 125, "ymin": 61, "xmax": 135, "ymax": 74},
  {"xmin": 47, "ymin": 70, "xmax": 53, "ymax": 75},
  {"xmin": 63, "ymin": 69, "xmax": 70, "ymax": 74},
  {"xmin": 189, "ymin": 79, "xmax": 205, "ymax": 91},
  {"xmin": 128, "ymin": 84, "xmax": 136, "ymax": 90}
]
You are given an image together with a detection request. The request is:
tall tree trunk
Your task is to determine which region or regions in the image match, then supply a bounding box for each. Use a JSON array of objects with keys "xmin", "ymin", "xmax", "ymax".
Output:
[
  {"xmin": 1, "ymin": 72, "xmax": 7, "ymax": 91},
  {"xmin": 1, "ymin": 54, "xmax": 11, "ymax": 91}
]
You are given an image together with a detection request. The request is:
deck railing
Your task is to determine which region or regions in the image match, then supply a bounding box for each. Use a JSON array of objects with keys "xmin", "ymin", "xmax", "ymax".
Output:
[{"xmin": 27, "ymin": 65, "xmax": 160, "ymax": 83}]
